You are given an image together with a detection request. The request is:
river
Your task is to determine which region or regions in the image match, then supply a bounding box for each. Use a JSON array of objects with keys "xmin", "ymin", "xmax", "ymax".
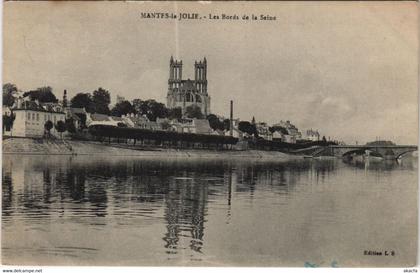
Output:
[{"xmin": 2, "ymin": 155, "xmax": 417, "ymax": 267}]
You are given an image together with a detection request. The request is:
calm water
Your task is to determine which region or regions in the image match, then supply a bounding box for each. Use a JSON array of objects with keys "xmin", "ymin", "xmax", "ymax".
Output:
[{"xmin": 2, "ymin": 155, "xmax": 417, "ymax": 266}]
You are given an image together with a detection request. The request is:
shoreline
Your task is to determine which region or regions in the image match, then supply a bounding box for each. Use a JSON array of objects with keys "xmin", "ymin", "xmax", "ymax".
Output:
[{"xmin": 2, "ymin": 137, "xmax": 303, "ymax": 160}]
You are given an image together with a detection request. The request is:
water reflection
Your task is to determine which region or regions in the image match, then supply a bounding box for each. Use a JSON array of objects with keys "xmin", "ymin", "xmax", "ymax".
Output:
[
  {"xmin": 2, "ymin": 155, "xmax": 417, "ymax": 265},
  {"xmin": 342, "ymin": 156, "xmax": 418, "ymax": 172}
]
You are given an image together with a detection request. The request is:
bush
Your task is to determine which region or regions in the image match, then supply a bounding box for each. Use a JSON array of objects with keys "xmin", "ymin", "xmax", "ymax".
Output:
[{"xmin": 55, "ymin": 120, "xmax": 66, "ymax": 138}]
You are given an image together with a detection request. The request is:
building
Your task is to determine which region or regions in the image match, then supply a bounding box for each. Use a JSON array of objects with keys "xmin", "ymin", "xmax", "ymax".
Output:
[
  {"xmin": 171, "ymin": 118, "xmax": 212, "ymax": 134},
  {"xmin": 10, "ymin": 97, "xmax": 65, "ymax": 137},
  {"xmin": 40, "ymin": 102, "xmax": 64, "ymax": 113},
  {"xmin": 64, "ymin": 107, "xmax": 87, "ymax": 130},
  {"xmin": 223, "ymin": 119, "xmax": 243, "ymax": 139},
  {"xmin": 86, "ymin": 113, "xmax": 127, "ymax": 127},
  {"xmin": 272, "ymin": 120, "xmax": 302, "ymax": 143},
  {"xmin": 166, "ymin": 56, "xmax": 211, "ymax": 116},
  {"xmin": 255, "ymin": 122, "xmax": 272, "ymax": 141},
  {"xmin": 306, "ymin": 129, "xmax": 320, "ymax": 141},
  {"xmin": 122, "ymin": 114, "xmax": 161, "ymax": 130},
  {"xmin": 272, "ymin": 130, "xmax": 284, "ymax": 140}
]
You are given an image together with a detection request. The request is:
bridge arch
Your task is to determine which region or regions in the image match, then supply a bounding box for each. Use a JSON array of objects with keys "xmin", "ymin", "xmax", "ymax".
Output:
[
  {"xmin": 342, "ymin": 149, "xmax": 365, "ymax": 157},
  {"xmin": 395, "ymin": 150, "xmax": 417, "ymax": 160},
  {"xmin": 342, "ymin": 149, "xmax": 383, "ymax": 158}
]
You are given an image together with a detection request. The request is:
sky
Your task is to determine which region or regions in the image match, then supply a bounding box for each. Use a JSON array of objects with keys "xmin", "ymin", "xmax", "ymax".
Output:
[{"xmin": 3, "ymin": 1, "xmax": 418, "ymax": 144}]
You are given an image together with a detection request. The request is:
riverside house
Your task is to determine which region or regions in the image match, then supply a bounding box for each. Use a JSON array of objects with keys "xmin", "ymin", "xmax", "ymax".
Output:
[
  {"xmin": 123, "ymin": 114, "xmax": 161, "ymax": 130},
  {"xmin": 171, "ymin": 118, "xmax": 212, "ymax": 134},
  {"xmin": 306, "ymin": 129, "xmax": 320, "ymax": 141},
  {"xmin": 272, "ymin": 120, "xmax": 302, "ymax": 143},
  {"xmin": 256, "ymin": 122, "xmax": 272, "ymax": 141},
  {"xmin": 9, "ymin": 98, "xmax": 65, "ymax": 138}
]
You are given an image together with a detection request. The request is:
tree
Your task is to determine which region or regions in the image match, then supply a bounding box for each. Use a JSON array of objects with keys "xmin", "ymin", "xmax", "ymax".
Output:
[
  {"xmin": 269, "ymin": 125, "xmax": 288, "ymax": 135},
  {"xmin": 55, "ymin": 120, "xmax": 66, "ymax": 139},
  {"xmin": 111, "ymin": 100, "xmax": 135, "ymax": 117},
  {"xmin": 65, "ymin": 118, "xmax": 76, "ymax": 133},
  {"xmin": 223, "ymin": 119, "xmax": 231, "ymax": 131},
  {"xmin": 44, "ymin": 120, "xmax": 53, "ymax": 137},
  {"xmin": 366, "ymin": 140, "xmax": 396, "ymax": 146},
  {"xmin": 322, "ymin": 136, "xmax": 327, "ymax": 142},
  {"xmin": 238, "ymin": 121, "xmax": 257, "ymax": 136},
  {"xmin": 185, "ymin": 105, "xmax": 203, "ymax": 119},
  {"xmin": 132, "ymin": 99, "xmax": 173, "ymax": 121},
  {"xmin": 3, "ymin": 113, "xmax": 15, "ymax": 132},
  {"xmin": 207, "ymin": 114, "xmax": 224, "ymax": 131},
  {"xmin": 70, "ymin": 93, "xmax": 94, "ymax": 113},
  {"xmin": 207, "ymin": 114, "xmax": 219, "ymax": 130},
  {"xmin": 132, "ymin": 99, "xmax": 148, "ymax": 115},
  {"xmin": 23, "ymin": 86, "xmax": 58, "ymax": 103},
  {"xmin": 168, "ymin": 107, "xmax": 182, "ymax": 120},
  {"xmin": 3, "ymin": 83, "xmax": 17, "ymax": 107},
  {"xmin": 92, "ymin": 87, "xmax": 111, "ymax": 114},
  {"xmin": 143, "ymin": 100, "xmax": 169, "ymax": 121}
]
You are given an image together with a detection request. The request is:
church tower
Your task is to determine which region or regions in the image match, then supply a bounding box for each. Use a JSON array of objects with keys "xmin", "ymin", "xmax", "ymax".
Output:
[
  {"xmin": 168, "ymin": 56, "xmax": 183, "ymax": 92},
  {"xmin": 166, "ymin": 56, "xmax": 211, "ymax": 116},
  {"xmin": 194, "ymin": 57, "xmax": 207, "ymax": 94}
]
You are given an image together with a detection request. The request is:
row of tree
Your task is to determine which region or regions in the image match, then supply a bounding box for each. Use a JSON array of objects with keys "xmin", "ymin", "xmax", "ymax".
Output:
[
  {"xmin": 44, "ymin": 119, "xmax": 78, "ymax": 139},
  {"xmin": 88, "ymin": 125, "xmax": 238, "ymax": 147},
  {"xmin": 3, "ymin": 83, "xmax": 59, "ymax": 107}
]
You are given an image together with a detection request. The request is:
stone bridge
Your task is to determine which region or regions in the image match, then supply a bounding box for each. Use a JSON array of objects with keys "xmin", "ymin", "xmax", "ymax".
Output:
[{"xmin": 312, "ymin": 145, "xmax": 417, "ymax": 160}]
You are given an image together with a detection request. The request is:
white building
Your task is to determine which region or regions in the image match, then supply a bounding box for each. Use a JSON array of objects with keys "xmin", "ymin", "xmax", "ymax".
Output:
[
  {"xmin": 10, "ymin": 99, "xmax": 65, "ymax": 137},
  {"xmin": 171, "ymin": 118, "xmax": 212, "ymax": 134},
  {"xmin": 272, "ymin": 120, "xmax": 302, "ymax": 143},
  {"xmin": 122, "ymin": 114, "xmax": 161, "ymax": 130},
  {"xmin": 306, "ymin": 129, "xmax": 320, "ymax": 141},
  {"xmin": 255, "ymin": 122, "xmax": 272, "ymax": 141},
  {"xmin": 86, "ymin": 113, "xmax": 126, "ymax": 127}
]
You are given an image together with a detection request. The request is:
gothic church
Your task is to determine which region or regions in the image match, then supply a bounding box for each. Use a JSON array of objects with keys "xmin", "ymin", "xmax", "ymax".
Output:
[{"xmin": 166, "ymin": 56, "xmax": 211, "ymax": 116}]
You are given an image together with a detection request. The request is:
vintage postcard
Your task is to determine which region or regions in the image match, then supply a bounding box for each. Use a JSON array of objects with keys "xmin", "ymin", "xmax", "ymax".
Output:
[{"xmin": 2, "ymin": 1, "xmax": 418, "ymax": 269}]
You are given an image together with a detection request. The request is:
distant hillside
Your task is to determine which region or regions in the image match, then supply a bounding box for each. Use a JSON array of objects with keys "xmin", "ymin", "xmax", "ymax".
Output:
[{"xmin": 365, "ymin": 140, "xmax": 396, "ymax": 146}]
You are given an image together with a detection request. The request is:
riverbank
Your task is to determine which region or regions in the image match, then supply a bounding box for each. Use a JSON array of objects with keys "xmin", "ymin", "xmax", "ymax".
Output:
[{"xmin": 2, "ymin": 137, "xmax": 301, "ymax": 159}]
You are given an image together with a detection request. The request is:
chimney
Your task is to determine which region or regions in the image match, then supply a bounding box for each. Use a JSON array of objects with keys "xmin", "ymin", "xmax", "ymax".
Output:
[
  {"xmin": 63, "ymin": 89, "xmax": 68, "ymax": 107},
  {"xmin": 230, "ymin": 100, "xmax": 233, "ymax": 137},
  {"xmin": 17, "ymin": 97, "xmax": 22, "ymax": 108}
]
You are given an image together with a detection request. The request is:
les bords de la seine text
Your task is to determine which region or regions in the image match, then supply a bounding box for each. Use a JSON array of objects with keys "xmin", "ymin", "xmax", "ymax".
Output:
[{"xmin": 140, "ymin": 12, "xmax": 276, "ymax": 21}]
